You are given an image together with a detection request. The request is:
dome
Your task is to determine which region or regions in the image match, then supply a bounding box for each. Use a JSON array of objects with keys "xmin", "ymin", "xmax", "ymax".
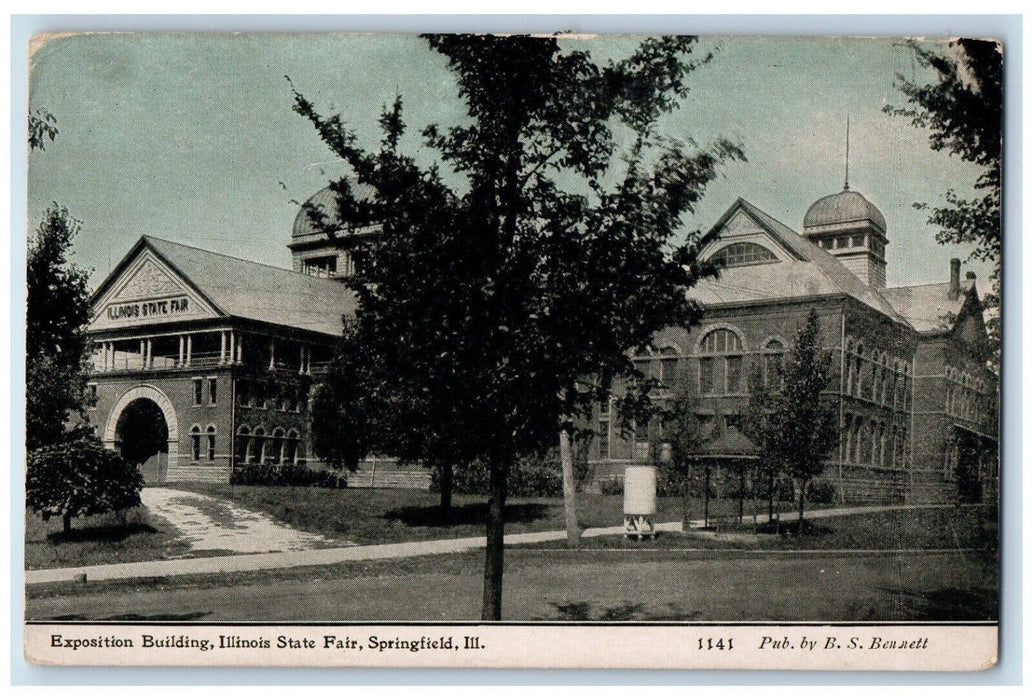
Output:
[
  {"xmin": 291, "ymin": 182, "xmax": 377, "ymax": 239},
  {"xmin": 803, "ymin": 188, "xmax": 886, "ymax": 233}
]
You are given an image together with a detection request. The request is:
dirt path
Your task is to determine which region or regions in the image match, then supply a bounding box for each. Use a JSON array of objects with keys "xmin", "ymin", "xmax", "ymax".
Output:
[{"xmin": 140, "ymin": 487, "xmax": 343, "ymax": 554}]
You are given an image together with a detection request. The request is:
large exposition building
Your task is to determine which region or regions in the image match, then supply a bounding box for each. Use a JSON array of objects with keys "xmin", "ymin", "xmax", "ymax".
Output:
[{"xmin": 83, "ymin": 179, "xmax": 999, "ymax": 504}]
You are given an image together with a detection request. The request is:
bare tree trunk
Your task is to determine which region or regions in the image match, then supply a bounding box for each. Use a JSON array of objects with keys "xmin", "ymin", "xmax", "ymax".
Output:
[
  {"xmin": 768, "ymin": 468, "xmax": 775, "ymax": 522},
  {"xmin": 559, "ymin": 430, "xmax": 580, "ymax": 547},
  {"xmin": 738, "ymin": 467, "xmax": 746, "ymax": 524},
  {"xmin": 439, "ymin": 462, "xmax": 453, "ymax": 517},
  {"xmin": 62, "ymin": 512, "xmax": 72, "ymax": 534},
  {"xmin": 798, "ymin": 479, "xmax": 807, "ymax": 528},
  {"xmin": 481, "ymin": 456, "xmax": 508, "ymax": 621},
  {"xmin": 681, "ymin": 461, "xmax": 692, "ymax": 529},
  {"xmin": 703, "ymin": 465, "xmax": 711, "ymax": 528}
]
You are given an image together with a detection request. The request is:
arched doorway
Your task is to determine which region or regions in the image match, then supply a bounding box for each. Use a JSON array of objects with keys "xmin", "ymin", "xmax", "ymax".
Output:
[
  {"xmin": 115, "ymin": 398, "xmax": 170, "ymax": 484},
  {"xmin": 103, "ymin": 384, "xmax": 179, "ymax": 485}
]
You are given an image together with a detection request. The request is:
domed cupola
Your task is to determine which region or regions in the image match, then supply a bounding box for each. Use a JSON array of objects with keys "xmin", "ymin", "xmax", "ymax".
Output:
[
  {"xmin": 288, "ymin": 182, "xmax": 377, "ymax": 281},
  {"xmin": 803, "ymin": 185, "xmax": 888, "ymax": 288}
]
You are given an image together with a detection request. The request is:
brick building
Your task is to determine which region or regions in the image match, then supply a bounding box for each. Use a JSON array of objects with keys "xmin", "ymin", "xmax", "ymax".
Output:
[
  {"xmin": 586, "ymin": 189, "xmax": 999, "ymax": 504},
  {"xmin": 84, "ymin": 182, "xmax": 998, "ymax": 503}
]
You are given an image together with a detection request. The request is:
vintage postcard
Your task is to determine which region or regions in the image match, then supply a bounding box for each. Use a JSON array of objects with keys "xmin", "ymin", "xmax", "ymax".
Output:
[{"xmin": 22, "ymin": 31, "xmax": 1002, "ymax": 670}]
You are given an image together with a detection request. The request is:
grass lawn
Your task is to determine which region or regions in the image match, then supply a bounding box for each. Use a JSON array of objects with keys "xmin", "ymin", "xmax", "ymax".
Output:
[
  {"xmin": 173, "ymin": 482, "xmax": 789, "ymax": 544},
  {"xmin": 24, "ymin": 507, "xmax": 190, "ymax": 571},
  {"xmin": 514, "ymin": 505, "xmax": 1000, "ymax": 555},
  {"xmin": 27, "ymin": 546, "xmax": 998, "ymax": 622}
]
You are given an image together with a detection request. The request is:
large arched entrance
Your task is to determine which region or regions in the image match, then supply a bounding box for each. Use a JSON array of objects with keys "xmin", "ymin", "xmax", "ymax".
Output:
[
  {"xmin": 103, "ymin": 385, "xmax": 179, "ymax": 485},
  {"xmin": 116, "ymin": 398, "xmax": 169, "ymax": 484}
]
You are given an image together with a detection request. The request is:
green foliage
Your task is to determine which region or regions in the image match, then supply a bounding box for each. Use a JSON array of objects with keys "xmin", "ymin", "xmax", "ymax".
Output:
[
  {"xmin": 230, "ymin": 462, "xmax": 348, "ymax": 489},
  {"xmin": 28, "ymin": 108, "xmax": 58, "ymax": 152},
  {"xmin": 742, "ymin": 309, "xmax": 838, "ymax": 520},
  {"xmin": 293, "ymin": 34, "xmax": 742, "ymax": 618},
  {"xmin": 26, "ymin": 433, "xmax": 144, "ymax": 529},
  {"xmin": 884, "ymin": 39, "xmax": 1003, "ymax": 357},
  {"xmin": 26, "ymin": 204, "xmax": 93, "ymax": 450},
  {"xmin": 431, "ymin": 449, "xmax": 590, "ymax": 498}
]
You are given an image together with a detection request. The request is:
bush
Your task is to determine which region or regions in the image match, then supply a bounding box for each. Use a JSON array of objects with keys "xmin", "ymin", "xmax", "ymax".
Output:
[
  {"xmin": 27, "ymin": 434, "xmax": 144, "ymax": 532},
  {"xmin": 598, "ymin": 475, "xmax": 624, "ymax": 495},
  {"xmin": 431, "ymin": 449, "xmax": 583, "ymax": 498},
  {"xmin": 807, "ymin": 479, "xmax": 837, "ymax": 504},
  {"xmin": 230, "ymin": 461, "xmax": 347, "ymax": 489}
]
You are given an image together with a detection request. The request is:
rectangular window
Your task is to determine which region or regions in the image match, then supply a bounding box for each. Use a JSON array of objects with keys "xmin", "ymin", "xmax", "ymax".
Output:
[
  {"xmin": 660, "ymin": 357, "xmax": 680, "ymax": 386},
  {"xmin": 700, "ymin": 358, "xmax": 715, "ymax": 395},
  {"xmin": 598, "ymin": 420, "xmax": 609, "ymax": 459},
  {"xmin": 208, "ymin": 378, "xmax": 217, "ymax": 405},
  {"xmin": 192, "ymin": 378, "xmax": 203, "ymax": 406},
  {"xmin": 727, "ymin": 356, "xmax": 743, "ymax": 393},
  {"xmin": 87, "ymin": 383, "xmax": 98, "ymax": 406}
]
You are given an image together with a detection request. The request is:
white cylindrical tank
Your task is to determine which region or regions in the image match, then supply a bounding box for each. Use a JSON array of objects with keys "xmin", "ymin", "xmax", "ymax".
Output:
[{"xmin": 623, "ymin": 466, "xmax": 657, "ymax": 515}]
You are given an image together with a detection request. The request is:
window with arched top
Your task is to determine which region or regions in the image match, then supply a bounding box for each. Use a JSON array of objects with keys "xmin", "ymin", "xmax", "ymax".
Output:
[
  {"xmin": 190, "ymin": 425, "xmax": 202, "ymax": 462},
  {"xmin": 709, "ymin": 242, "xmax": 778, "ymax": 268},
  {"xmin": 236, "ymin": 426, "xmax": 250, "ymax": 464},
  {"xmin": 206, "ymin": 425, "xmax": 216, "ymax": 461},
  {"xmin": 698, "ymin": 328, "xmax": 745, "ymax": 396},
  {"xmin": 285, "ymin": 429, "xmax": 300, "ymax": 465},
  {"xmin": 253, "ymin": 427, "xmax": 266, "ymax": 464},
  {"xmin": 271, "ymin": 428, "xmax": 285, "ymax": 465}
]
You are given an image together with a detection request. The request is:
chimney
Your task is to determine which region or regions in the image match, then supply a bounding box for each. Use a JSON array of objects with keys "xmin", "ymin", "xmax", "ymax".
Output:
[{"xmin": 949, "ymin": 258, "xmax": 961, "ymax": 299}]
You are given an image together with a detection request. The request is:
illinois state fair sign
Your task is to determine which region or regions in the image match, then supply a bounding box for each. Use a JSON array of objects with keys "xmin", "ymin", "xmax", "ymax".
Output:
[{"xmin": 104, "ymin": 296, "xmax": 193, "ymax": 322}]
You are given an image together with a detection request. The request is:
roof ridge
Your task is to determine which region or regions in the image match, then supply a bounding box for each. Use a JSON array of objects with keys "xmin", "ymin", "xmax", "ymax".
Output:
[{"xmin": 143, "ymin": 235, "xmax": 337, "ymax": 281}]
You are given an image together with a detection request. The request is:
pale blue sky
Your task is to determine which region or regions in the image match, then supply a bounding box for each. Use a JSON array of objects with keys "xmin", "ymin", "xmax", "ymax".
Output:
[{"xmin": 27, "ymin": 33, "xmax": 992, "ymax": 289}]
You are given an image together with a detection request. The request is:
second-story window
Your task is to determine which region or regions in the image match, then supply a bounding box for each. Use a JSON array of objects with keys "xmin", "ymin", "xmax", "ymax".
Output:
[
  {"xmin": 208, "ymin": 378, "xmax": 217, "ymax": 405},
  {"xmin": 699, "ymin": 328, "xmax": 745, "ymax": 396},
  {"xmin": 192, "ymin": 378, "xmax": 203, "ymax": 406}
]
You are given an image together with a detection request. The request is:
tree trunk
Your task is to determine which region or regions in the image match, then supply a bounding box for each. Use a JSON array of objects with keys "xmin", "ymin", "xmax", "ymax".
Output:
[
  {"xmin": 767, "ymin": 468, "xmax": 775, "ymax": 522},
  {"xmin": 62, "ymin": 511, "xmax": 72, "ymax": 533},
  {"xmin": 559, "ymin": 430, "xmax": 580, "ymax": 547},
  {"xmin": 681, "ymin": 462, "xmax": 692, "ymax": 530},
  {"xmin": 798, "ymin": 479, "xmax": 807, "ymax": 529},
  {"xmin": 703, "ymin": 465, "xmax": 711, "ymax": 528},
  {"xmin": 481, "ymin": 456, "xmax": 508, "ymax": 621},
  {"xmin": 738, "ymin": 467, "xmax": 746, "ymax": 524},
  {"xmin": 439, "ymin": 462, "xmax": 454, "ymax": 517}
]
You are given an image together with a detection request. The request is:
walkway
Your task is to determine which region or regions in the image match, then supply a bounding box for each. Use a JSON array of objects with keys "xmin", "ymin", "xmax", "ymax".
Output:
[
  {"xmin": 24, "ymin": 503, "xmax": 947, "ymax": 586},
  {"xmin": 140, "ymin": 487, "xmax": 341, "ymax": 553}
]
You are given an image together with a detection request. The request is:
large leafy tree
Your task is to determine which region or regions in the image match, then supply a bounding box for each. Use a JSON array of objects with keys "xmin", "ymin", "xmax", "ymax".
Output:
[
  {"xmin": 884, "ymin": 39, "xmax": 1003, "ymax": 354},
  {"xmin": 293, "ymin": 34, "xmax": 742, "ymax": 619},
  {"xmin": 26, "ymin": 204, "xmax": 93, "ymax": 450}
]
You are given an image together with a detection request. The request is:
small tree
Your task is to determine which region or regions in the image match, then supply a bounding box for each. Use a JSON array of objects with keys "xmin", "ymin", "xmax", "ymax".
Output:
[
  {"xmin": 768, "ymin": 309, "xmax": 839, "ymax": 525},
  {"xmin": 27, "ymin": 431, "xmax": 144, "ymax": 533},
  {"xmin": 659, "ymin": 377, "xmax": 706, "ymax": 528},
  {"xmin": 26, "ymin": 204, "xmax": 93, "ymax": 450},
  {"xmin": 741, "ymin": 365, "xmax": 780, "ymax": 522}
]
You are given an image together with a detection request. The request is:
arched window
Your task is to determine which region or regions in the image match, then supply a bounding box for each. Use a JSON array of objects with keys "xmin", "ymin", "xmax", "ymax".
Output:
[
  {"xmin": 857, "ymin": 420, "xmax": 869, "ymax": 464},
  {"xmin": 853, "ymin": 343, "xmax": 865, "ymax": 398},
  {"xmin": 699, "ymin": 328, "xmax": 745, "ymax": 396},
  {"xmin": 206, "ymin": 425, "xmax": 216, "ymax": 461},
  {"xmin": 236, "ymin": 426, "xmax": 250, "ymax": 464},
  {"xmin": 253, "ymin": 427, "xmax": 266, "ymax": 464},
  {"xmin": 709, "ymin": 242, "xmax": 778, "ymax": 268},
  {"xmin": 762, "ymin": 339, "xmax": 785, "ymax": 388},
  {"xmin": 285, "ymin": 429, "xmax": 300, "ymax": 465},
  {"xmin": 190, "ymin": 425, "xmax": 201, "ymax": 462},
  {"xmin": 271, "ymin": 428, "xmax": 285, "ymax": 465}
]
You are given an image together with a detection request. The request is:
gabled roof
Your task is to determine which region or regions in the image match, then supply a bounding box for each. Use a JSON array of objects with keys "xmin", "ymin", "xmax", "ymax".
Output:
[
  {"xmin": 93, "ymin": 236, "xmax": 357, "ymax": 337},
  {"xmin": 881, "ymin": 280, "xmax": 978, "ymax": 334},
  {"xmin": 692, "ymin": 198, "xmax": 905, "ymax": 322}
]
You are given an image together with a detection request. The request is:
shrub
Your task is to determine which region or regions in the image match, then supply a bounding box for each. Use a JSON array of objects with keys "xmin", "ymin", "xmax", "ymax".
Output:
[
  {"xmin": 598, "ymin": 475, "xmax": 624, "ymax": 495},
  {"xmin": 431, "ymin": 449, "xmax": 580, "ymax": 498},
  {"xmin": 27, "ymin": 434, "xmax": 144, "ymax": 532},
  {"xmin": 807, "ymin": 479, "xmax": 837, "ymax": 504},
  {"xmin": 230, "ymin": 461, "xmax": 347, "ymax": 489}
]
